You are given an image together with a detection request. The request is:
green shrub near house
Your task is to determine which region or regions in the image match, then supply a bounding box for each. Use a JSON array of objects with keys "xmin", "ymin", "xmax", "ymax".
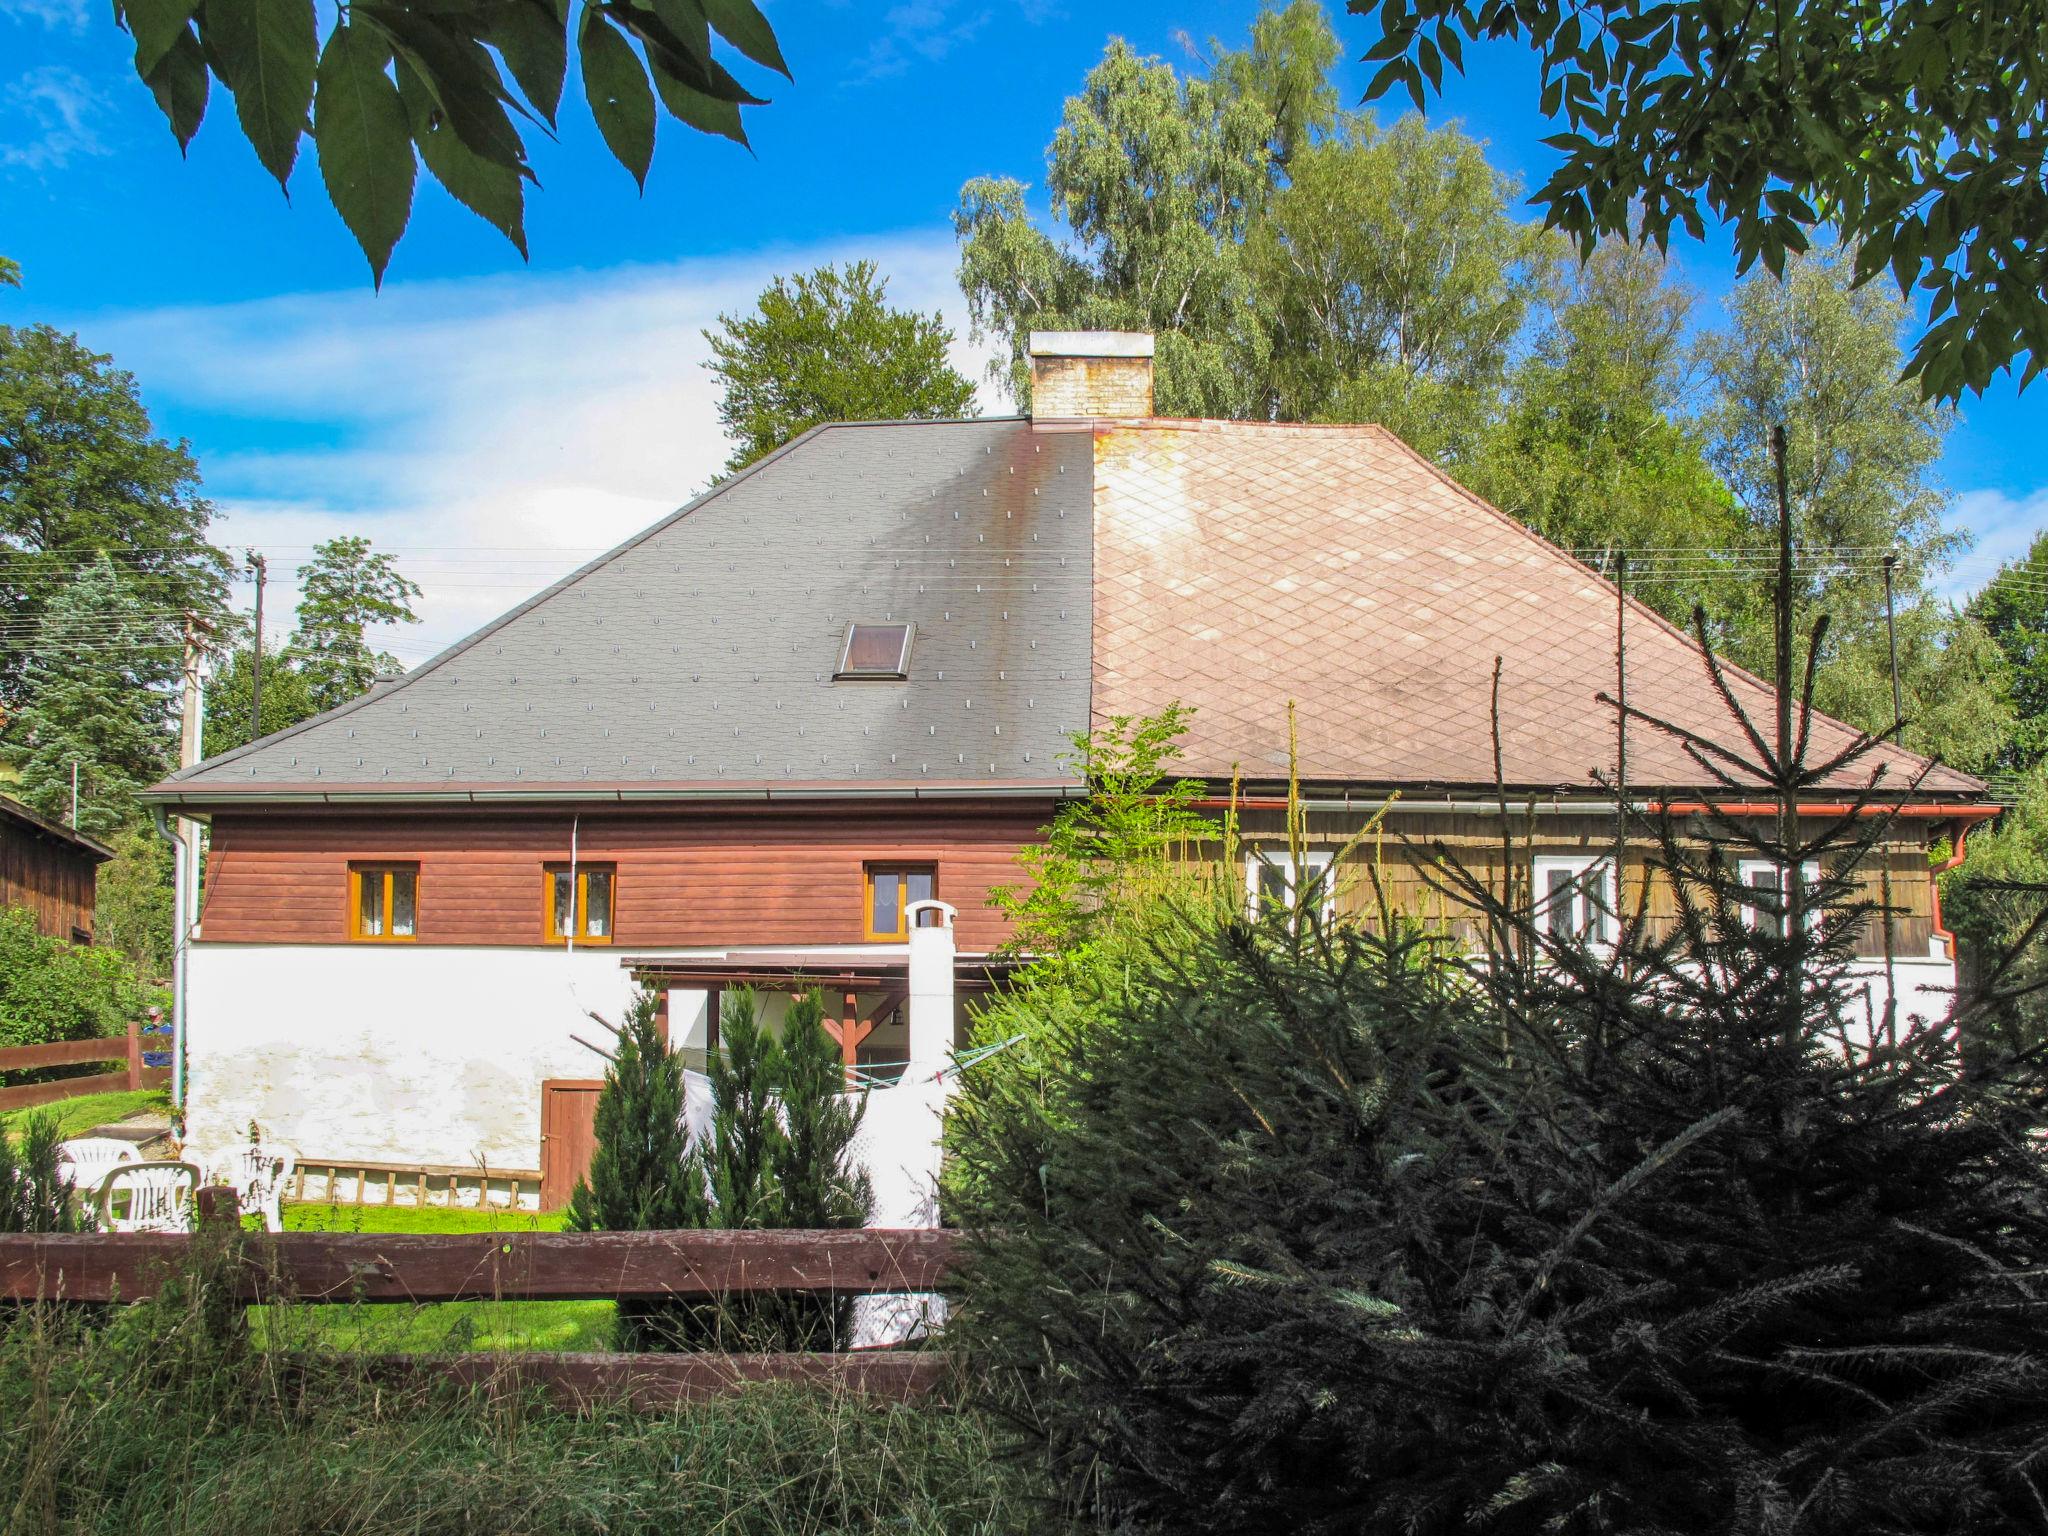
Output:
[{"xmin": 0, "ymin": 906, "xmax": 163, "ymax": 1053}]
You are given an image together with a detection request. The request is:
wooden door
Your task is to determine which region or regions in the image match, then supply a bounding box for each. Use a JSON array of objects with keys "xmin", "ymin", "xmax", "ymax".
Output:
[{"xmin": 539, "ymin": 1078, "xmax": 605, "ymax": 1209}]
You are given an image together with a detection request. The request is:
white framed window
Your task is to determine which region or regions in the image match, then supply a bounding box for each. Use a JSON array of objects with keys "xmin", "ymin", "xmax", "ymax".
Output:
[
  {"xmin": 1738, "ymin": 859, "xmax": 1822, "ymax": 935},
  {"xmin": 1533, "ymin": 855, "xmax": 1618, "ymax": 949},
  {"xmin": 1246, "ymin": 848, "xmax": 1336, "ymax": 927}
]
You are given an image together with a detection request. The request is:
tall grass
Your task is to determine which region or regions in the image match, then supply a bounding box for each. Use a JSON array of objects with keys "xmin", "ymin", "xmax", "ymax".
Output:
[{"xmin": 0, "ymin": 1235, "xmax": 1048, "ymax": 1536}]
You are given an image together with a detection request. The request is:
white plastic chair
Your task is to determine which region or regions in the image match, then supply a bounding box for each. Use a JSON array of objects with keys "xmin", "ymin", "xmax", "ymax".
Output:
[
  {"xmin": 57, "ymin": 1138, "xmax": 140, "ymax": 1207},
  {"xmin": 203, "ymin": 1143, "xmax": 297, "ymax": 1232},
  {"xmin": 97, "ymin": 1161, "xmax": 200, "ymax": 1234}
]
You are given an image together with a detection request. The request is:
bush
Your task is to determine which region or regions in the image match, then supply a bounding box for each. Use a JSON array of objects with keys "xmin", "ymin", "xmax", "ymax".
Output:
[
  {"xmin": 0, "ymin": 906, "xmax": 161, "ymax": 1054},
  {"xmin": 0, "ymin": 1110, "xmax": 82, "ymax": 1234},
  {"xmin": 565, "ymin": 988, "xmax": 705, "ymax": 1350},
  {"xmin": 92, "ymin": 826, "xmax": 176, "ymax": 979}
]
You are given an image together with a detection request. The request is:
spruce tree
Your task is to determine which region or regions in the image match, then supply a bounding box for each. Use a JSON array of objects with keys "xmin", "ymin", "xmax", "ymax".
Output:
[
  {"xmin": 3, "ymin": 554, "xmax": 176, "ymax": 836},
  {"xmin": 771, "ymin": 990, "xmax": 875, "ymax": 1346},
  {"xmin": 700, "ymin": 987, "xmax": 784, "ymax": 1229},
  {"xmin": 565, "ymin": 988, "xmax": 705, "ymax": 1350},
  {"xmin": 773, "ymin": 990, "xmax": 872, "ymax": 1230}
]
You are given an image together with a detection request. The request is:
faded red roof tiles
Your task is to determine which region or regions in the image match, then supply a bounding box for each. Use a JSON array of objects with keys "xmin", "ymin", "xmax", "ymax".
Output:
[{"xmin": 1089, "ymin": 419, "xmax": 1981, "ymax": 798}]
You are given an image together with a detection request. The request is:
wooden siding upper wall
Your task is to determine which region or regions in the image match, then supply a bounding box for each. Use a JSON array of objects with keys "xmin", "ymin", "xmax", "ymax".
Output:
[
  {"xmin": 198, "ymin": 803, "xmax": 1052, "ymax": 950},
  {"xmin": 1230, "ymin": 807, "xmax": 1940, "ymax": 959},
  {"xmin": 0, "ymin": 824, "xmax": 98, "ymax": 943}
]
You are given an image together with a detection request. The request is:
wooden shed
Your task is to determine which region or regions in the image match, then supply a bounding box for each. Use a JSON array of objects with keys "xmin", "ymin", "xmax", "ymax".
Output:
[{"xmin": 0, "ymin": 796, "xmax": 114, "ymax": 945}]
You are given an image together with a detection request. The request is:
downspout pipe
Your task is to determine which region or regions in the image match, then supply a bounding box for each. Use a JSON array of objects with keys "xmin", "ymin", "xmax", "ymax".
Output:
[{"xmin": 150, "ymin": 805, "xmax": 189, "ymax": 1113}]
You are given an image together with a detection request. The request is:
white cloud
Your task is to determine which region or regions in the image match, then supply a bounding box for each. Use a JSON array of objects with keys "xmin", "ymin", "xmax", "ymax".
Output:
[
  {"xmin": 0, "ymin": 0, "xmax": 88, "ymax": 30},
  {"xmin": 75, "ymin": 232, "xmax": 1000, "ymax": 667},
  {"xmin": 848, "ymin": 0, "xmax": 996, "ymax": 83},
  {"xmin": 2, "ymin": 65, "xmax": 110, "ymax": 171},
  {"xmin": 1942, "ymin": 486, "xmax": 2048, "ymax": 601}
]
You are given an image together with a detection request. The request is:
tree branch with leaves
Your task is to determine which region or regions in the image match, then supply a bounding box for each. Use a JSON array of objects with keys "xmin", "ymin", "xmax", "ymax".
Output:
[{"xmin": 110, "ymin": 0, "xmax": 789, "ymax": 283}]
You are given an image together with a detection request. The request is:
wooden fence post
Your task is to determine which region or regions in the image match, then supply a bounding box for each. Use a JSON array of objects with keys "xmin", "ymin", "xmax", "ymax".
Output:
[{"xmin": 126, "ymin": 1016, "xmax": 142, "ymax": 1091}]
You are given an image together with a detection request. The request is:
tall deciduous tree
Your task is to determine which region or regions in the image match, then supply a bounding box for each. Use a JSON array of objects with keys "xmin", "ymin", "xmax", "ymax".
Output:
[
  {"xmin": 703, "ymin": 262, "xmax": 978, "ymax": 475},
  {"xmin": 291, "ymin": 536, "xmax": 422, "ymax": 712},
  {"xmin": 0, "ymin": 325, "xmax": 231, "ymax": 712},
  {"xmin": 1971, "ymin": 530, "xmax": 2048, "ymax": 772},
  {"xmin": 1, "ymin": 554, "xmax": 176, "ymax": 836},
  {"xmin": 90, "ymin": 0, "xmax": 788, "ymax": 283},
  {"xmin": 1252, "ymin": 111, "xmax": 1559, "ymax": 452},
  {"xmin": 1467, "ymin": 240, "xmax": 1746, "ymax": 627},
  {"xmin": 955, "ymin": 22, "xmax": 1296, "ymax": 417},
  {"xmin": 954, "ymin": 3, "xmax": 1553, "ymax": 435},
  {"xmin": 1703, "ymin": 248, "xmax": 2009, "ymax": 769},
  {"xmin": 1353, "ymin": 0, "xmax": 2048, "ymax": 400}
]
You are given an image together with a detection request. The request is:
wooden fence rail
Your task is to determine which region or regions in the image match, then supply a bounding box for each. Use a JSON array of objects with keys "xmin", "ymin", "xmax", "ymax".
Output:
[
  {"xmin": 0, "ymin": 1227, "xmax": 960, "ymax": 1305},
  {"xmin": 0, "ymin": 1222, "xmax": 963, "ymax": 1404},
  {"xmin": 0, "ymin": 1017, "xmax": 169, "ymax": 1111}
]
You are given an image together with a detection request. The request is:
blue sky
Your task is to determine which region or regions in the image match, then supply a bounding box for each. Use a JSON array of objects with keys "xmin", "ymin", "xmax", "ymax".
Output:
[{"xmin": 2, "ymin": 0, "xmax": 2042, "ymax": 657}]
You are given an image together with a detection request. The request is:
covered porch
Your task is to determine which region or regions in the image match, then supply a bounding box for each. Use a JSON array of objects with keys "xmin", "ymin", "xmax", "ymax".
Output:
[{"xmin": 623, "ymin": 913, "xmax": 1022, "ymax": 1085}]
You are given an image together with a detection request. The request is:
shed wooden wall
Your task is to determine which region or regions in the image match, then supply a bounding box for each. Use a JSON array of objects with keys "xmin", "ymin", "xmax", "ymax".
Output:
[
  {"xmin": 0, "ymin": 820, "xmax": 99, "ymax": 943},
  {"xmin": 197, "ymin": 801, "xmax": 1054, "ymax": 951}
]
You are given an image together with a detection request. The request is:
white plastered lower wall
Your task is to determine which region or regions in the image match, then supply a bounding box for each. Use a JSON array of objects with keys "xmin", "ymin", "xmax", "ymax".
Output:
[
  {"xmin": 182, "ymin": 941, "xmax": 961, "ymax": 1176},
  {"xmin": 186, "ymin": 944, "xmax": 651, "ymax": 1170}
]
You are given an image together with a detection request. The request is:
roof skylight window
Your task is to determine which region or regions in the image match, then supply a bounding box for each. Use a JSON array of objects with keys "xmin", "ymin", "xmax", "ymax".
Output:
[{"xmin": 837, "ymin": 622, "xmax": 914, "ymax": 680}]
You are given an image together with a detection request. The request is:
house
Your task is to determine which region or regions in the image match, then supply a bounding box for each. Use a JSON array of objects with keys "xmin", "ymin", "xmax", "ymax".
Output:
[
  {"xmin": 1, "ymin": 794, "xmax": 113, "ymax": 946},
  {"xmin": 144, "ymin": 333, "xmax": 1995, "ymax": 1205}
]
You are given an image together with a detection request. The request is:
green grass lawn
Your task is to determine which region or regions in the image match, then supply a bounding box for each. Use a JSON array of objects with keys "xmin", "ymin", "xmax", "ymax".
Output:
[
  {"xmin": 0, "ymin": 1087, "xmax": 167, "ymax": 1142},
  {"xmin": 252, "ymin": 1200, "xmax": 615, "ymax": 1353}
]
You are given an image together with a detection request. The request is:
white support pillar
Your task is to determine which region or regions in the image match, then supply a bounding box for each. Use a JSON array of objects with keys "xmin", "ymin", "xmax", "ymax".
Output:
[{"xmin": 904, "ymin": 900, "xmax": 957, "ymax": 1072}]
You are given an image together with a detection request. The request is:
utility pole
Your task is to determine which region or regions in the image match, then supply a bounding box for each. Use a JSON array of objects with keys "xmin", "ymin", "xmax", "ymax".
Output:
[
  {"xmin": 69, "ymin": 759, "xmax": 78, "ymax": 829},
  {"xmin": 171, "ymin": 615, "xmax": 206, "ymax": 1112},
  {"xmin": 1881, "ymin": 551, "xmax": 1903, "ymax": 730},
  {"xmin": 247, "ymin": 549, "xmax": 267, "ymax": 741}
]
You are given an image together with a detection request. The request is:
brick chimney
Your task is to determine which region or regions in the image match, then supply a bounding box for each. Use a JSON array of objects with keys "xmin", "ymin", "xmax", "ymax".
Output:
[{"xmin": 1028, "ymin": 331, "xmax": 1154, "ymax": 419}]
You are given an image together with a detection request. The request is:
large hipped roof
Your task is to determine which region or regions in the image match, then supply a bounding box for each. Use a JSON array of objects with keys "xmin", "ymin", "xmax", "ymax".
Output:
[{"xmin": 152, "ymin": 413, "xmax": 1983, "ymax": 806}]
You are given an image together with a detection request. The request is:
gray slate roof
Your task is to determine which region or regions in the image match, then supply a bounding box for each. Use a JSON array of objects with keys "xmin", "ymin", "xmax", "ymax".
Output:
[{"xmin": 161, "ymin": 418, "xmax": 1094, "ymax": 800}]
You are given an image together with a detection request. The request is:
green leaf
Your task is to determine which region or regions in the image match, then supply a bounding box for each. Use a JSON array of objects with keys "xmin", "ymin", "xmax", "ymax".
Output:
[
  {"xmin": 648, "ymin": 0, "xmax": 709, "ymax": 67},
  {"xmin": 700, "ymin": 0, "xmax": 786, "ymax": 78},
  {"xmin": 397, "ymin": 59, "xmax": 527, "ymax": 257},
  {"xmin": 199, "ymin": 0, "xmax": 317, "ymax": 188},
  {"xmin": 314, "ymin": 22, "xmax": 416, "ymax": 287},
  {"xmin": 143, "ymin": 24, "xmax": 210, "ymax": 151},
  {"xmin": 580, "ymin": 7, "xmax": 655, "ymax": 190},
  {"xmin": 361, "ymin": 4, "xmax": 530, "ymax": 170},
  {"xmin": 122, "ymin": 0, "xmax": 204, "ymax": 75},
  {"xmin": 650, "ymin": 59, "xmax": 744, "ymax": 145},
  {"xmin": 485, "ymin": 0, "xmax": 569, "ymax": 126}
]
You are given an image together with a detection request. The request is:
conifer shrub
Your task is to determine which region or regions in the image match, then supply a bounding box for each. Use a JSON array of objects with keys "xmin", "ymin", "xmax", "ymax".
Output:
[
  {"xmin": 953, "ymin": 849, "xmax": 2048, "ymax": 1533},
  {"xmin": 570, "ymin": 986, "xmax": 874, "ymax": 1351},
  {"xmin": 0, "ymin": 1110, "xmax": 81, "ymax": 1234},
  {"xmin": 565, "ymin": 988, "xmax": 705, "ymax": 1350},
  {"xmin": 948, "ymin": 907, "xmax": 1496, "ymax": 1531}
]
